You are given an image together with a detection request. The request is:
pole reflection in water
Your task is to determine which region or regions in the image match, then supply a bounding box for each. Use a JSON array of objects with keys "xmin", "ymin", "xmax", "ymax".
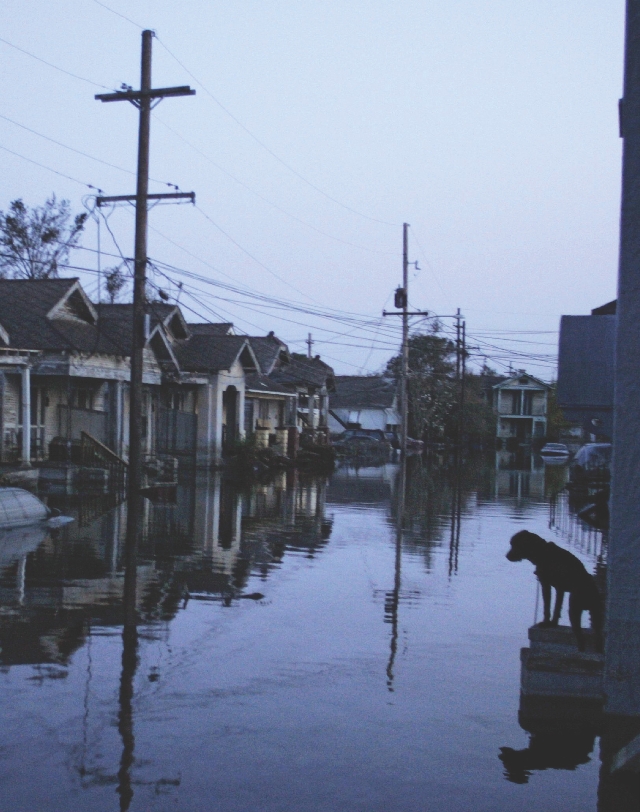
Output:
[
  {"xmin": 117, "ymin": 495, "xmax": 141, "ymax": 812},
  {"xmin": 448, "ymin": 451, "xmax": 462, "ymax": 577},
  {"xmin": 386, "ymin": 457, "xmax": 406, "ymax": 691}
]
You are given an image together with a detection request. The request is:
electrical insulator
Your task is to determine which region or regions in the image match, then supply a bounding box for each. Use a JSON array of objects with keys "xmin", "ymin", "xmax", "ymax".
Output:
[{"xmin": 394, "ymin": 287, "xmax": 407, "ymax": 309}]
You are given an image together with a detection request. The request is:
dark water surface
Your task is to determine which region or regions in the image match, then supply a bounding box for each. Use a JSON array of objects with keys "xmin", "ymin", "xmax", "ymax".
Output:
[{"xmin": 0, "ymin": 457, "xmax": 604, "ymax": 811}]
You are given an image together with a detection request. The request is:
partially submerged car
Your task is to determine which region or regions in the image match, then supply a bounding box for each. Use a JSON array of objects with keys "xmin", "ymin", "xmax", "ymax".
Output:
[{"xmin": 570, "ymin": 443, "xmax": 612, "ymax": 484}]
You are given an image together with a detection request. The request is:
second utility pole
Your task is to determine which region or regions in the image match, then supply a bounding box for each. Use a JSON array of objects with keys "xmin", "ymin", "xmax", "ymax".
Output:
[{"xmin": 401, "ymin": 223, "xmax": 409, "ymax": 461}]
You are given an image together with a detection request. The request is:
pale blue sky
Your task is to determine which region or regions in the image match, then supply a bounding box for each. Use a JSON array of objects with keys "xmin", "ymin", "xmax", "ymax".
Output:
[{"xmin": 0, "ymin": 1, "xmax": 625, "ymax": 377}]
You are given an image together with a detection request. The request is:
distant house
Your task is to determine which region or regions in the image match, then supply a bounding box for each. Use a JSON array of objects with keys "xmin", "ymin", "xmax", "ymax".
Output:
[
  {"xmin": 487, "ymin": 373, "xmax": 551, "ymax": 445},
  {"xmin": 328, "ymin": 375, "xmax": 400, "ymax": 436},
  {"xmin": 557, "ymin": 301, "xmax": 616, "ymax": 442},
  {"xmin": 244, "ymin": 333, "xmax": 297, "ymax": 452},
  {"xmin": 270, "ymin": 354, "xmax": 335, "ymax": 437}
]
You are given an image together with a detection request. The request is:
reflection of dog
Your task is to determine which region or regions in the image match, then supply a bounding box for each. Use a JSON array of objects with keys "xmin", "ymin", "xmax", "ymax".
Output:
[
  {"xmin": 506, "ymin": 530, "xmax": 603, "ymax": 652},
  {"xmin": 499, "ymin": 732, "xmax": 595, "ymax": 784}
]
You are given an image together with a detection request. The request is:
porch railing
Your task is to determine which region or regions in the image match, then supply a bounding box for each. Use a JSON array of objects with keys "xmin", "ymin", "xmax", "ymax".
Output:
[{"xmin": 80, "ymin": 431, "xmax": 128, "ymax": 488}]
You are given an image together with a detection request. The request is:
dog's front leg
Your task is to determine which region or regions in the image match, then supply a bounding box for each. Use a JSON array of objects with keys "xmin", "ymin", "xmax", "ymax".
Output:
[
  {"xmin": 551, "ymin": 589, "xmax": 564, "ymax": 626},
  {"xmin": 537, "ymin": 579, "xmax": 553, "ymax": 626}
]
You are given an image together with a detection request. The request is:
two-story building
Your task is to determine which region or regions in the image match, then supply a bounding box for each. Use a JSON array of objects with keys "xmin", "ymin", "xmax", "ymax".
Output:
[{"xmin": 487, "ymin": 373, "xmax": 551, "ymax": 446}]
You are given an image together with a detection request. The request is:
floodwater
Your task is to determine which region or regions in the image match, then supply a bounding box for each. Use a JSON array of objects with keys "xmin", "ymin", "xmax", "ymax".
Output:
[{"xmin": 0, "ymin": 455, "xmax": 606, "ymax": 811}]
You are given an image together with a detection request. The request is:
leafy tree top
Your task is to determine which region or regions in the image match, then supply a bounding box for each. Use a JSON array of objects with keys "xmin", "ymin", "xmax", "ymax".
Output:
[{"xmin": 0, "ymin": 195, "xmax": 87, "ymax": 279}]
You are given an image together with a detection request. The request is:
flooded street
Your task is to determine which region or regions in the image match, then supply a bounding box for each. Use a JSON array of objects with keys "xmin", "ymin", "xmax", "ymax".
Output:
[{"xmin": 0, "ymin": 457, "xmax": 604, "ymax": 811}]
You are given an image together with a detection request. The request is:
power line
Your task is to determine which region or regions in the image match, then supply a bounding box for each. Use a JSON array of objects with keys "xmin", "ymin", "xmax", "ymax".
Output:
[
  {"xmin": 89, "ymin": 0, "xmax": 145, "ymax": 29},
  {"xmin": 155, "ymin": 35, "xmax": 399, "ymax": 228},
  {"xmin": 153, "ymin": 113, "xmax": 395, "ymax": 257},
  {"xmin": 0, "ymin": 143, "xmax": 104, "ymax": 191},
  {"xmin": 0, "ymin": 111, "xmax": 186, "ymax": 190},
  {"xmin": 0, "ymin": 35, "xmax": 112, "ymax": 90}
]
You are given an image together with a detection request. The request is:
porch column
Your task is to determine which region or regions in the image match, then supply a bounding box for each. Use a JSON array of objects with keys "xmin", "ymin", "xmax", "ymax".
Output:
[
  {"xmin": 196, "ymin": 382, "xmax": 214, "ymax": 469},
  {"xmin": 115, "ymin": 380, "xmax": 124, "ymax": 456},
  {"xmin": 21, "ymin": 364, "xmax": 31, "ymax": 468},
  {"xmin": 238, "ymin": 385, "xmax": 246, "ymax": 439}
]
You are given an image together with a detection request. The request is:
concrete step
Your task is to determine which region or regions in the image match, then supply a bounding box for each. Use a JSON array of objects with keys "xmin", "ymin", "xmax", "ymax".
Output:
[
  {"xmin": 528, "ymin": 623, "xmax": 602, "ymax": 655},
  {"xmin": 521, "ymin": 646, "xmax": 603, "ymax": 700}
]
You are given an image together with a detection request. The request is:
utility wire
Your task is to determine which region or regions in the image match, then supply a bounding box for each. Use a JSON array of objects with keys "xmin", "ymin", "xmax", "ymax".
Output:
[
  {"xmin": 0, "ymin": 111, "xmax": 185, "ymax": 189},
  {"xmin": 153, "ymin": 114, "xmax": 395, "ymax": 257},
  {"xmin": 89, "ymin": 0, "xmax": 145, "ymax": 29},
  {"xmin": 0, "ymin": 143, "xmax": 104, "ymax": 191},
  {"xmin": 0, "ymin": 35, "xmax": 112, "ymax": 89},
  {"xmin": 155, "ymin": 35, "xmax": 399, "ymax": 228}
]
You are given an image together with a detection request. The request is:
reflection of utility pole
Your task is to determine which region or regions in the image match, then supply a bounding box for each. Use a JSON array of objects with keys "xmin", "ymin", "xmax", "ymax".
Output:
[
  {"xmin": 383, "ymin": 223, "xmax": 428, "ymax": 459},
  {"xmin": 386, "ymin": 457, "xmax": 406, "ymax": 690},
  {"xmin": 117, "ymin": 545, "xmax": 138, "ymax": 812}
]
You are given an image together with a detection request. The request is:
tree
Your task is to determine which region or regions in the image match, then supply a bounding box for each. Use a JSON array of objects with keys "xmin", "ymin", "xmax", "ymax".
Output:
[
  {"xmin": 385, "ymin": 325, "xmax": 458, "ymax": 443},
  {"xmin": 0, "ymin": 196, "xmax": 87, "ymax": 279},
  {"xmin": 104, "ymin": 265, "xmax": 127, "ymax": 303}
]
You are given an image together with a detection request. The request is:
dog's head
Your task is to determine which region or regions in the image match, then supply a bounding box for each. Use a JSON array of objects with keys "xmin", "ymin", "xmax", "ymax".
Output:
[{"xmin": 506, "ymin": 530, "xmax": 547, "ymax": 562}]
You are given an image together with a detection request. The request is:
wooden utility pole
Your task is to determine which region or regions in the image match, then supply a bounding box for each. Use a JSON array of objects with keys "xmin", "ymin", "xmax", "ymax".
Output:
[
  {"xmin": 382, "ymin": 224, "xmax": 428, "ymax": 459},
  {"xmin": 95, "ymin": 30, "xmax": 195, "ymax": 541},
  {"xmin": 95, "ymin": 30, "xmax": 194, "ymax": 631},
  {"xmin": 306, "ymin": 333, "xmax": 314, "ymax": 358},
  {"xmin": 400, "ymin": 223, "xmax": 410, "ymax": 460}
]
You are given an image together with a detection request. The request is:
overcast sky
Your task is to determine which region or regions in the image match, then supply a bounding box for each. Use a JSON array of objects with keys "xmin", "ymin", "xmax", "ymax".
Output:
[{"xmin": 0, "ymin": 1, "xmax": 625, "ymax": 378}]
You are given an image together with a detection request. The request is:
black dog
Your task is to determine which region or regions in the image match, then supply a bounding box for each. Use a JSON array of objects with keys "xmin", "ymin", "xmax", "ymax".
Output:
[{"xmin": 506, "ymin": 530, "xmax": 603, "ymax": 652}]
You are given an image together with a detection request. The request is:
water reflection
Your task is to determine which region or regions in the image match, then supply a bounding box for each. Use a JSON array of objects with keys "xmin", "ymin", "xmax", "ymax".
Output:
[{"xmin": 0, "ymin": 456, "xmax": 615, "ymax": 810}]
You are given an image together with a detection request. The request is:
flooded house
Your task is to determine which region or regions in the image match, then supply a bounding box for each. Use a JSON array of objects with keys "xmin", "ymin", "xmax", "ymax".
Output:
[
  {"xmin": 245, "ymin": 333, "xmax": 298, "ymax": 454},
  {"xmin": 327, "ymin": 374, "xmax": 400, "ymax": 437},
  {"xmin": 270, "ymin": 353, "xmax": 335, "ymax": 444},
  {"xmin": 485, "ymin": 373, "xmax": 551, "ymax": 447},
  {"xmin": 0, "ymin": 279, "xmax": 262, "ymax": 471}
]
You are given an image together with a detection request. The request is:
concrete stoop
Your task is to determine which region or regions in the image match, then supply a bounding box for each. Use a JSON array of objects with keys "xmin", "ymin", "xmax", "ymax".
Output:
[{"xmin": 521, "ymin": 625, "xmax": 604, "ymax": 701}]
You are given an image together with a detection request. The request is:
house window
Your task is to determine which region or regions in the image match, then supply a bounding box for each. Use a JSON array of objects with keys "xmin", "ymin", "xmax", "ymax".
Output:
[
  {"xmin": 258, "ymin": 400, "xmax": 270, "ymax": 420},
  {"xmin": 73, "ymin": 388, "xmax": 94, "ymax": 410},
  {"xmin": 164, "ymin": 391, "xmax": 184, "ymax": 411},
  {"xmin": 510, "ymin": 392, "xmax": 521, "ymax": 415},
  {"xmin": 522, "ymin": 392, "xmax": 533, "ymax": 415}
]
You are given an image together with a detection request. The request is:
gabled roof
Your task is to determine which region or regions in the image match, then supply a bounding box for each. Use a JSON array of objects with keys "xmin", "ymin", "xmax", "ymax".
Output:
[
  {"xmin": 270, "ymin": 355, "xmax": 335, "ymax": 390},
  {"xmin": 0, "ymin": 278, "xmax": 121, "ymax": 354},
  {"xmin": 492, "ymin": 373, "xmax": 551, "ymax": 390},
  {"xmin": 247, "ymin": 333, "xmax": 289, "ymax": 375},
  {"xmin": 331, "ymin": 376, "xmax": 397, "ymax": 409},
  {"xmin": 245, "ymin": 372, "xmax": 296, "ymax": 396},
  {"xmin": 175, "ymin": 335, "xmax": 258, "ymax": 373},
  {"xmin": 188, "ymin": 323, "xmax": 235, "ymax": 336}
]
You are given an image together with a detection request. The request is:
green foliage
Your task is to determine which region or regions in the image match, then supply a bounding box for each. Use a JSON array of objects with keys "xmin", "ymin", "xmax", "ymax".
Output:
[{"xmin": 0, "ymin": 195, "xmax": 87, "ymax": 279}]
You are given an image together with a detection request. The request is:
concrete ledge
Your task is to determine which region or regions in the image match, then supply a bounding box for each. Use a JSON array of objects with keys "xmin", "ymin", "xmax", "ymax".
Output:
[
  {"xmin": 521, "ymin": 644, "xmax": 603, "ymax": 700},
  {"xmin": 529, "ymin": 624, "xmax": 602, "ymax": 655}
]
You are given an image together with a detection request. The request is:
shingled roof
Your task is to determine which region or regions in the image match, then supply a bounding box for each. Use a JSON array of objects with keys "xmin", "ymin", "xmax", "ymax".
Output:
[
  {"xmin": 175, "ymin": 335, "xmax": 258, "ymax": 373},
  {"xmin": 247, "ymin": 334, "xmax": 288, "ymax": 375},
  {"xmin": 188, "ymin": 323, "xmax": 234, "ymax": 336},
  {"xmin": 0, "ymin": 278, "xmax": 124, "ymax": 355},
  {"xmin": 331, "ymin": 376, "xmax": 397, "ymax": 409},
  {"xmin": 270, "ymin": 355, "xmax": 335, "ymax": 390}
]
